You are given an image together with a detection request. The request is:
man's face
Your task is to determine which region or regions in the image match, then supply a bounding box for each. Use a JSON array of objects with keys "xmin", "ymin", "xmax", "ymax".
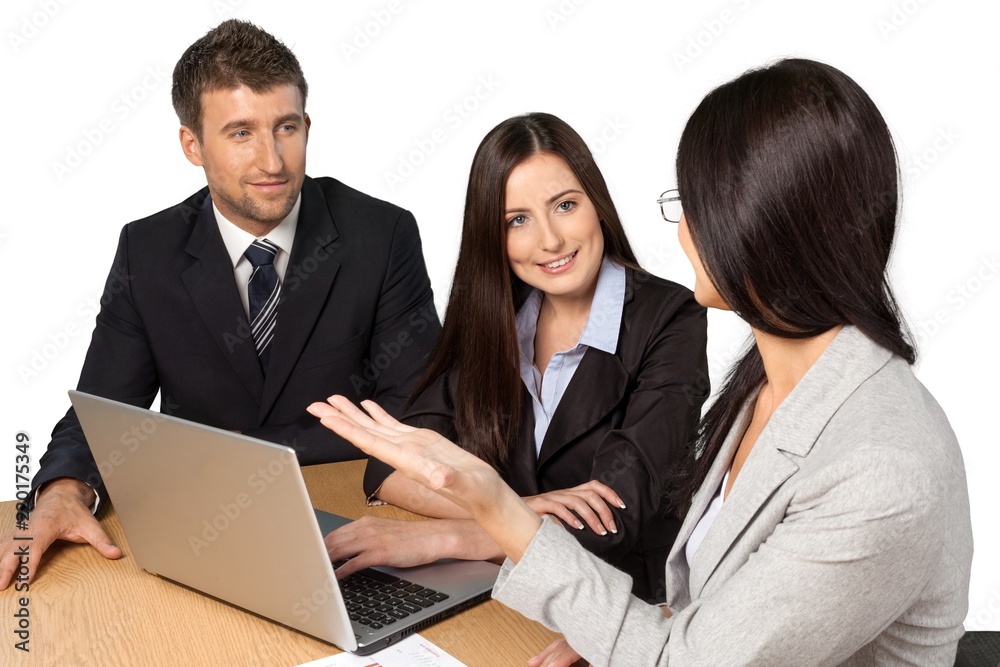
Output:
[{"xmin": 180, "ymin": 83, "xmax": 309, "ymax": 235}]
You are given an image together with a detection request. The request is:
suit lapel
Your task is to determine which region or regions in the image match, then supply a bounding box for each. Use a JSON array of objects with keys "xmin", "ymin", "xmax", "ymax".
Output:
[
  {"xmin": 686, "ymin": 428, "xmax": 799, "ymax": 598},
  {"xmin": 664, "ymin": 402, "xmax": 751, "ymax": 607},
  {"xmin": 505, "ymin": 388, "xmax": 541, "ymax": 495},
  {"xmin": 259, "ymin": 177, "xmax": 341, "ymax": 419},
  {"xmin": 534, "ymin": 268, "xmax": 634, "ymax": 470},
  {"xmin": 535, "ymin": 347, "xmax": 629, "ymax": 470},
  {"xmin": 181, "ymin": 195, "xmax": 265, "ymax": 402},
  {"xmin": 681, "ymin": 326, "xmax": 893, "ymax": 600}
]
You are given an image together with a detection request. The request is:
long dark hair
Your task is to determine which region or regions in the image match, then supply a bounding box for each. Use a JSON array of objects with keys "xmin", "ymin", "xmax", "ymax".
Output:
[
  {"xmin": 411, "ymin": 112, "xmax": 639, "ymax": 471},
  {"xmin": 670, "ymin": 59, "xmax": 915, "ymax": 513}
]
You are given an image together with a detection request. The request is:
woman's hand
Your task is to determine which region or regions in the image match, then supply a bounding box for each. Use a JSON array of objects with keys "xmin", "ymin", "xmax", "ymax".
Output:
[
  {"xmin": 529, "ymin": 638, "xmax": 588, "ymax": 667},
  {"xmin": 308, "ymin": 396, "xmax": 543, "ymax": 562},
  {"xmin": 308, "ymin": 396, "xmax": 505, "ymax": 516},
  {"xmin": 524, "ymin": 481, "xmax": 625, "ymax": 535}
]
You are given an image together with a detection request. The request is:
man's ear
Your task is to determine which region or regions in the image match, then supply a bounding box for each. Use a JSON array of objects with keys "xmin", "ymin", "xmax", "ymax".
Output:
[
  {"xmin": 304, "ymin": 113, "xmax": 311, "ymax": 141},
  {"xmin": 179, "ymin": 126, "xmax": 204, "ymax": 167}
]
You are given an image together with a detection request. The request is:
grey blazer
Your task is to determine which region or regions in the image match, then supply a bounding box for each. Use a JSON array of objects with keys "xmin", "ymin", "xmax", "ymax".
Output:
[{"xmin": 493, "ymin": 326, "xmax": 974, "ymax": 666}]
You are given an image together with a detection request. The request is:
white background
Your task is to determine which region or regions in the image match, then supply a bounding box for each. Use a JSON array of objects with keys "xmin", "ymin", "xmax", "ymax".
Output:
[{"xmin": 2, "ymin": 0, "xmax": 997, "ymax": 629}]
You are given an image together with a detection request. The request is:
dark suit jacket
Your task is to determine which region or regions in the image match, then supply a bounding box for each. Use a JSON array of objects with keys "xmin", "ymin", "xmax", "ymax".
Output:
[
  {"xmin": 365, "ymin": 269, "xmax": 708, "ymax": 601},
  {"xmin": 33, "ymin": 176, "xmax": 441, "ymax": 501}
]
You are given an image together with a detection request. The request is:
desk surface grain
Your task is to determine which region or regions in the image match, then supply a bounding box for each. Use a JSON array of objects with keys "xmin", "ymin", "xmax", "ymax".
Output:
[{"xmin": 1, "ymin": 460, "xmax": 559, "ymax": 666}]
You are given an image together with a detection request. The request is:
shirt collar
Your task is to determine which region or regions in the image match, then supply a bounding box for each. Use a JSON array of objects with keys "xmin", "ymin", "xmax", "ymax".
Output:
[
  {"xmin": 213, "ymin": 193, "xmax": 301, "ymax": 268},
  {"xmin": 516, "ymin": 290, "xmax": 543, "ymax": 367},
  {"xmin": 515, "ymin": 256, "xmax": 626, "ymax": 360},
  {"xmin": 578, "ymin": 257, "xmax": 625, "ymax": 354}
]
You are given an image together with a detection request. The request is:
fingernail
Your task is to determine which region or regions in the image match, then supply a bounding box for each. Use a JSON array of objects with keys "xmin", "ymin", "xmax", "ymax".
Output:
[
  {"xmin": 610, "ymin": 528, "xmax": 618, "ymax": 534},
  {"xmin": 600, "ymin": 529, "xmax": 607, "ymax": 536},
  {"xmin": 577, "ymin": 523, "xmax": 584, "ymax": 530},
  {"xmin": 619, "ymin": 502, "xmax": 627, "ymax": 509}
]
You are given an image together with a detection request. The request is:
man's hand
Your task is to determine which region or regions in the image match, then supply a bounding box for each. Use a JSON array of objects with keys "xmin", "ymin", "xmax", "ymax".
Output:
[
  {"xmin": 0, "ymin": 478, "xmax": 122, "ymax": 589},
  {"xmin": 524, "ymin": 481, "xmax": 624, "ymax": 535},
  {"xmin": 325, "ymin": 515, "xmax": 506, "ymax": 579},
  {"xmin": 326, "ymin": 516, "xmax": 453, "ymax": 579}
]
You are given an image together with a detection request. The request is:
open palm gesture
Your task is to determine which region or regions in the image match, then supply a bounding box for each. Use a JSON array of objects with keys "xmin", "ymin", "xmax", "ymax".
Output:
[{"xmin": 309, "ymin": 397, "xmax": 514, "ymax": 520}]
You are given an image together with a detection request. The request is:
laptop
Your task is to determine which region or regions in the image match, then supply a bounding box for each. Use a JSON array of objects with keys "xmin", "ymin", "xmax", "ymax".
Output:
[{"xmin": 68, "ymin": 390, "xmax": 499, "ymax": 655}]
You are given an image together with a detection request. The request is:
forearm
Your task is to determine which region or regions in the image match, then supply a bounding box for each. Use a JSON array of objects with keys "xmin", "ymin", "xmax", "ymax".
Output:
[
  {"xmin": 376, "ymin": 472, "xmax": 472, "ymax": 518},
  {"xmin": 37, "ymin": 226, "xmax": 161, "ymax": 503},
  {"xmin": 434, "ymin": 519, "xmax": 508, "ymax": 561},
  {"xmin": 33, "ymin": 409, "xmax": 106, "ymax": 506},
  {"xmin": 567, "ymin": 464, "xmax": 676, "ymax": 563},
  {"xmin": 493, "ymin": 519, "xmax": 671, "ymax": 665}
]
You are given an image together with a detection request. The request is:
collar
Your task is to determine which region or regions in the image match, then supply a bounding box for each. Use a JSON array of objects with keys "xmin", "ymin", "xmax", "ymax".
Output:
[
  {"xmin": 213, "ymin": 193, "xmax": 302, "ymax": 267},
  {"xmin": 515, "ymin": 257, "xmax": 626, "ymax": 361},
  {"xmin": 761, "ymin": 324, "xmax": 893, "ymax": 458},
  {"xmin": 578, "ymin": 257, "xmax": 626, "ymax": 354}
]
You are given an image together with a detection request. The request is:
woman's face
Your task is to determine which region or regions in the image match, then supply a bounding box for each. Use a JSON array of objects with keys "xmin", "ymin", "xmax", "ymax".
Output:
[
  {"xmin": 678, "ymin": 213, "xmax": 728, "ymax": 310},
  {"xmin": 504, "ymin": 152, "xmax": 604, "ymax": 304}
]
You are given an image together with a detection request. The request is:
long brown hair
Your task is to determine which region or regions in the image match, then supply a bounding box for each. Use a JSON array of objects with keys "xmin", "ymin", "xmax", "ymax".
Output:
[
  {"xmin": 669, "ymin": 59, "xmax": 915, "ymax": 514},
  {"xmin": 411, "ymin": 112, "xmax": 639, "ymax": 471}
]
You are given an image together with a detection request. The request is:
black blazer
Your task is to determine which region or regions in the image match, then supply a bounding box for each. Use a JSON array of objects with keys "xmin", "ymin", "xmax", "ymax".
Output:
[
  {"xmin": 366, "ymin": 269, "xmax": 709, "ymax": 601},
  {"xmin": 34, "ymin": 176, "xmax": 441, "ymax": 500}
]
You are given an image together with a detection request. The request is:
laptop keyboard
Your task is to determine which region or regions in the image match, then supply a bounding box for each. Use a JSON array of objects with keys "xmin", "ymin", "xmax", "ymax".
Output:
[{"xmin": 336, "ymin": 566, "xmax": 451, "ymax": 630}]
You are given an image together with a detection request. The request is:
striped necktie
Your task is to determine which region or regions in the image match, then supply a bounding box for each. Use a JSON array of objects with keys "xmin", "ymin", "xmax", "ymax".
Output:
[{"xmin": 244, "ymin": 239, "xmax": 281, "ymax": 373}]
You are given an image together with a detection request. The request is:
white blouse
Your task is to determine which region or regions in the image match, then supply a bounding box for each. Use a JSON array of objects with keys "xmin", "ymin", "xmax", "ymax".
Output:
[{"xmin": 685, "ymin": 469, "xmax": 730, "ymax": 568}]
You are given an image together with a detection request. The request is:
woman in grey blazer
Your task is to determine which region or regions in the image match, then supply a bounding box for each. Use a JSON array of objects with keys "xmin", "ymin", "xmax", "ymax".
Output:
[{"xmin": 310, "ymin": 58, "xmax": 974, "ymax": 666}]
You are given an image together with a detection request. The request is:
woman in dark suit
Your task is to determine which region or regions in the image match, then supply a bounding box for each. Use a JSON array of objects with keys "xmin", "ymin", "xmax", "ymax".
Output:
[{"xmin": 324, "ymin": 113, "xmax": 708, "ymax": 601}]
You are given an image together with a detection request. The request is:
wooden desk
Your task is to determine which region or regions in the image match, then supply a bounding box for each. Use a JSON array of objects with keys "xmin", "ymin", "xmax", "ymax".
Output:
[{"xmin": 1, "ymin": 461, "xmax": 559, "ymax": 666}]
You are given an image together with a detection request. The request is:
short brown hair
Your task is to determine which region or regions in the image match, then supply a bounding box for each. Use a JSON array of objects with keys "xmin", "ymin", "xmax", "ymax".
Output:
[{"xmin": 171, "ymin": 19, "xmax": 308, "ymax": 139}]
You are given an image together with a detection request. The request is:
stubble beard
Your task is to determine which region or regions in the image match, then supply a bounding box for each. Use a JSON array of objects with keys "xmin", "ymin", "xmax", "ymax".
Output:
[{"xmin": 216, "ymin": 182, "xmax": 299, "ymax": 235}]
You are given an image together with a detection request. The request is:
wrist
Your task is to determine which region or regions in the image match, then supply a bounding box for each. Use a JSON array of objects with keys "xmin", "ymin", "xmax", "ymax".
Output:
[
  {"xmin": 38, "ymin": 477, "xmax": 96, "ymax": 507},
  {"xmin": 442, "ymin": 520, "xmax": 505, "ymax": 561},
  {"xmin": 475, "ymin": 490, "xmax": 542, "ymax": 563}
]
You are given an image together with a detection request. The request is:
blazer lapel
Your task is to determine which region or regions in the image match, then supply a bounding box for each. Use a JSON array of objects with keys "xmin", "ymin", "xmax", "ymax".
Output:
[
  {"xmin": 664, "ymin": 402, "xmax": 752, "ymax": 607},
  {"xmin": 686, "ymin": 428, "xmax": 799, "ymax": 598},
  {"xmin": 534, "ymin": 268, "xmax": 635, "ymax": 470},
  {"xmin": 181, "ymin": 195, "xmax": 265, "ymax": 402},
  {"xmin": 535, "ymin": 347, "xmax": 629, "ymax": 470},
  {"xmin": 683, "ymin": 326, "xmax": 893, "ymax": 600},
  {"xmin": 259, "ymin": 177, "xmax": 341, "ymax": 419},
  {"xmin": 505, "ymin": 388, "xmax": 542, "ymax": 495}
]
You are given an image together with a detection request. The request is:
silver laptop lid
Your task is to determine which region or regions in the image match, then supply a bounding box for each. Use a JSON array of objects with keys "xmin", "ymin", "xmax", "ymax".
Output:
[{"xmin": 69, "ymin": 390, "xmax": 357, "ymax": 651}]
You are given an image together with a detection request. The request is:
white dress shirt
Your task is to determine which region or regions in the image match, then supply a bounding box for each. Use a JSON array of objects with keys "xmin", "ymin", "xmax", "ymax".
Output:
[{"xmin": 213, "ymin": 194, "xmax": 301, "ymax": 317}]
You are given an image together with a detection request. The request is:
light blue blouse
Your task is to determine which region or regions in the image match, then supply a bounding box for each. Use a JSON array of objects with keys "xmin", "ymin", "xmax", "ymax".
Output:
[{"xmin": 515, "ymin": 257, "xmax": 626, "ymax": 454}]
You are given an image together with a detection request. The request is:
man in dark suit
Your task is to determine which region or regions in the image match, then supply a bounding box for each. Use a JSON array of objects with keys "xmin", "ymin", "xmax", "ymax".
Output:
[{"xmin": 0, "ymin": 19, "xmax": 440, "ymax": 587}]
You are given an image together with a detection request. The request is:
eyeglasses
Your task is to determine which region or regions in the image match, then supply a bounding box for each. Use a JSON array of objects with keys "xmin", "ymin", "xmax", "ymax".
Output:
[{"xmin": 657, "ymin": 189, "xmax": 682, "ymax": 223}]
